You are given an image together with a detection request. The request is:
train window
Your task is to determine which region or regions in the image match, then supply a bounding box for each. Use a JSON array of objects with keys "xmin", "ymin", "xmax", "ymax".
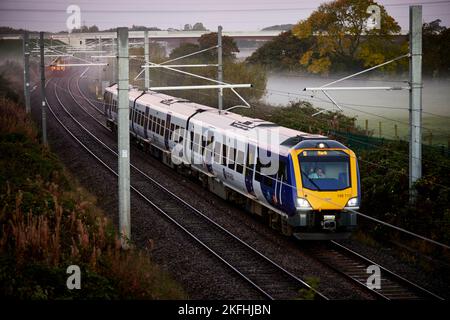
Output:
[
  {"xmin": 151, "ymin": 116, "xmax": 156, "ymax": 132},
  {"xmin": 255, "ymin": 155, "xmax": 261, "ymax": 182},
  {"xmin": 201, "ymin": 135, "xmax": 206, "ymax": 155},
  {"xmin": 140, "ymin": 112, "xmax": 145, "ymax": 126},
  {"xmin": 205, "ymin": 134, "xmax": 214, "ymax": 159},
  {"xmin": 200, "ymin": 134, "xmax": 205, "ymax": 153},
  {"xmin": 169, "ymin": 123, "xmax": 174, "ymax": 139},
  {"xmin": 246, "ymin": 145, "xmax": 255, "ymax": 168},
  {"xmin": 194, "ymin": 133, "xmax": 201, "ymax": 153},
  {"xmin": 190, "ymin": 131, "xmax": 194, "ymax": 151},
  {"xmin": 177, "ymin": 128, "xmax": 184, "ymax": 143},
  {"xmin": 236, "ymin": 150, "xmax": 244, "ymax": 174},
  {"xmin": 222, "ymin": 144, "xmax": 228, "ymax": 166},
  {"xmin": 214, "ymin": 142, "xmax": 221, "ymax": 164},
  {"xmin": 172, "ymin": 125, "xmax": 178, "ymax": 140},
  {"xmin": 160, "ymin": 120, "xmax": 165, "ymax": 135},
  {"xmin": 136, "ymin": 111, "xmax": 141, "ymax": 126},
  {"xmin": 176, "ymin": 126, "xmax": 184, "ymax": 143},
  {"xmin": 179, "ymin": 126, "xmax": 184, "ymax": 141},
  {"xmin": 228, "ymin": 147, "xmax": 236, "ymax": 170},
  {"xmin": 156, "ymin": 118, "xmax": 161, "ymax": 134}
]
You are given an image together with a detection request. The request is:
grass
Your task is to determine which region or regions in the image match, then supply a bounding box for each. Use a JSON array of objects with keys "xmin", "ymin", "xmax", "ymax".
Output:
[
  {"xmin": 0, "ymin": 95, "xmax": 186, "ymax": 299},
  {"xmin": 296, "ymin": 277, "xmax": 320, "ymax": 300},
  {"xmin": 355, "ymin": 116, "xmax": 450, "ymax": 147}
]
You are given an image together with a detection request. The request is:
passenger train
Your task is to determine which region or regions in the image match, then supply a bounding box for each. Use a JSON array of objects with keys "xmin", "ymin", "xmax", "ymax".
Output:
[{"xmin": 104, "ymin": 84, "xmax": 360, "ymax": 240}]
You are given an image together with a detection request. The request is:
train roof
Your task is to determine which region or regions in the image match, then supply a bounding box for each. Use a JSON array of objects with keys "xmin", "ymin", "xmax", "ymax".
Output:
[{"xmin": 106, "ymin": 85, "xmax": 328, "ymax": 156}]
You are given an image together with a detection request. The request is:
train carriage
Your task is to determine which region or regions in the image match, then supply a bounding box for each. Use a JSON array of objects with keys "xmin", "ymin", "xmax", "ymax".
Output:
[{"xmin": 104, "ymin": 84, "xmax": 360, "ymax": 240}]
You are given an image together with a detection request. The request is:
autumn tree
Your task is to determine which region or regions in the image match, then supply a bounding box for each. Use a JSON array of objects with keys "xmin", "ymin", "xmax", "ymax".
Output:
[
  {"xmin": 169, "ymin": 43, "xmax": 200, "ymax": 60},
  {"xmin": 292, "ymin": 0, "xmax": 403, "ymax": 74},
  {"xmin": 422, "ymin": 19, "xmax": 450, "ymax": 76},
  {"xmin": 246, "ymin": 30, "xmax": 313, "ymax": 70},
  {"xmin": 198, "ymin": 32, "xmax": 239, "ymax": 61}
]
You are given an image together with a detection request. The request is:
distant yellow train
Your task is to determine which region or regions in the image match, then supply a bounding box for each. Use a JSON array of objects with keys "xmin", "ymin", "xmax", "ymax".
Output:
[{"xmin": 48, "ymin": 57, "xmax": 66, "ymax": 74}]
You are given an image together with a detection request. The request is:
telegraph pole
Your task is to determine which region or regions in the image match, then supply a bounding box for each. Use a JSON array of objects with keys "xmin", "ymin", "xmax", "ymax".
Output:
[
  {"xmin": 217, "ymin": 25, "xmax": 223, "ymax": 114},
  {"xmin": 112, "ymin": 35, "xmax": 116, "ymax": 83},
  {"xmin": 409, "ymin": 5, "xmax": 422, "ymax": 203},
  {"xmin": 94, "ymin": 36, "xmax": 101, "ymax": 99},
  {"xmin": 117, "ymin": 27, "xmax": 131, "ymax": 248},
  {"xmin": 98, "ymin": 35, "xmax": 102, "ymax": 98},
  {"xmin": 23, "ymin": 31, "xmax": 31, "ymax": 113},
  {"xmin": 39, "ymin": 31, "xmax": 48, "ymax": 146},
  {"xmin": 144, "ymin": 29, "xmax": 150, "ymax": 91}
]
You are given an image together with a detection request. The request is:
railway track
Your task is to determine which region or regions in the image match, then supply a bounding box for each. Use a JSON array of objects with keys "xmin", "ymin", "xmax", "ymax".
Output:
[
  {"xmin": 44, "ymin": 75, "xmax": 328, "ymax": 300},
  {"xmin": 307, "ymin": 241, "xmax": 444, "ymax": 300}
]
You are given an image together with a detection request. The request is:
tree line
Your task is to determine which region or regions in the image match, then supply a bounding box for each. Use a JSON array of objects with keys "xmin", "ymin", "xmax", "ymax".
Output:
[{"xmin": 247, "ymin": 0, "xmax": 450, "ymax": 76}]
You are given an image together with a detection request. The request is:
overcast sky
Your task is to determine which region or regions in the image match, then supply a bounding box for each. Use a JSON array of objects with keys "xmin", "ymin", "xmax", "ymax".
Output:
[{"xmin": 0, "ymin": 0, "xmax": 449, "ymax": 32}]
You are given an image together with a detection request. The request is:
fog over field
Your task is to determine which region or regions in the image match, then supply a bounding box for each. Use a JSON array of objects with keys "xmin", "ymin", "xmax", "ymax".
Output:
[
  {"xmin": 263, "ymin": 72, "xmax": 450, "ymax": 143},
  {"xmin": 264, "ymin": 72, "xmax": 450, "ymax": 117}
]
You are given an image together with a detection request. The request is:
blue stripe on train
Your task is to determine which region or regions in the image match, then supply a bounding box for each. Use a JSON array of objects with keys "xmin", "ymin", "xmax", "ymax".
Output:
[{"xmin": 256, "ymin": 154, "xmax": 297, "ymax": 217}]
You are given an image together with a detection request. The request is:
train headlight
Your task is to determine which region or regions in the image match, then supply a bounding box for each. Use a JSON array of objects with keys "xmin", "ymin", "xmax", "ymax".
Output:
[
  {"xmin": 296, "ymin": 198, "xmax": 312, "ymax": 210},
  {"xmin": 346, "ymin": 197, "xmax": 359, "ymax": 209}
]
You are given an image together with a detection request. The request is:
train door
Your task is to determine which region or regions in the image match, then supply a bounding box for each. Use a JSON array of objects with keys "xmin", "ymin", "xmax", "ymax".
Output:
[
  {"xmin": 252, "ymin": 147, "xmax": 276, "ymax": 206},
  {"xmin": 103, "ymin": 92, "xmax": 111, "ymax": 117},
  {"xmin": 245, "ymin": 143, "xmax": 256, "ymax": 196},
  {"xmin": 204, "ymin": 127, "xmax": 215, "ymax": 174},
  {"xmin": 164, "ymin": 113, "xmax": 172, "ymax": 150},
  {"xmin": 144, "ymin": 107, "xmax": 150, "ymax": 139},
  {"xmin": 230, "ymin": 138, "xmax": 247, "ymax": 194},
  {"xmin": 272, "ymin": 157, "xmax": 289, "ymax": 209},
  {"xmin": 130, "ymin": 100, "xmax": 136, "ymax": 133}
]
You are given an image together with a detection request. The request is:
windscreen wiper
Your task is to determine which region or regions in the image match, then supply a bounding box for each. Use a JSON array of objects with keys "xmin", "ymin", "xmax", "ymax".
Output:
[{"xmin": 301, "ymin": 170, "xmax": 322, "ymax": 191}]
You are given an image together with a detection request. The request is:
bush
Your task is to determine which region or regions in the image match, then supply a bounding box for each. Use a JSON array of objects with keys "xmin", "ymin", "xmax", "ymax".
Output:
[{"xmin": 0, "ymin": 97, "xmax": 186, "ymax": 299}]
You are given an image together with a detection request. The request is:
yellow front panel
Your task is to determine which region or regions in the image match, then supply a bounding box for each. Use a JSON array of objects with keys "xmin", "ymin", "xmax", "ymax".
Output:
[{"xmin": 291, "ymin": 148, "xmax": 358, "ymax": 211}]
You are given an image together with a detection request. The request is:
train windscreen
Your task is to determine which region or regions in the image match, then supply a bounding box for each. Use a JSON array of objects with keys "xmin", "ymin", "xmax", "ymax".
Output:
[{"xmin": 298, "ymin": 150, "xmax": 350, "ymax": 191}]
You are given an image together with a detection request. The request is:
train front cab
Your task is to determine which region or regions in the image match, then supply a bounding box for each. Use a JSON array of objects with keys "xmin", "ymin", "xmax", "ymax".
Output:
[{"xmin": 288, "ymin": 140, "xmax": 360, "ymax": 240}]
